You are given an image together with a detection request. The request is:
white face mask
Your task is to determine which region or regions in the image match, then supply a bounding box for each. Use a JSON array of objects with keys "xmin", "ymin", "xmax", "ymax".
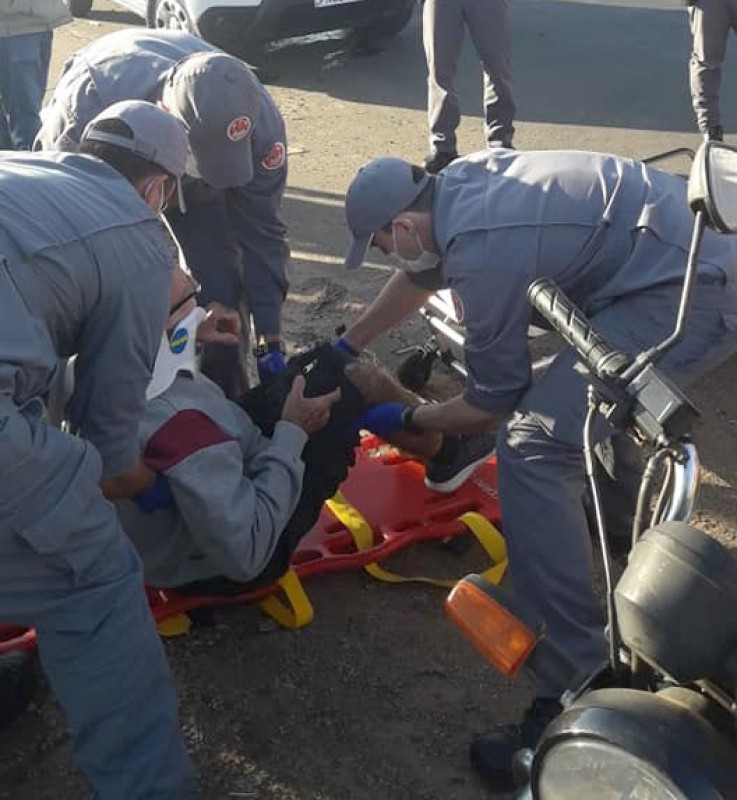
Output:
[
  {"xmin": 143, "ymin": 177, "xmax": 168, "ymax": 216},
  {"xmin": 390, "ymin": 226, "xmax": 439, "ymax": 273},
  {"xmin": 156, "ymin": 182, "xmax": 168, "ymax": 215},
  {"xmin": 147, "ymin": 306, "xmax": 207, "ymax": 400}
]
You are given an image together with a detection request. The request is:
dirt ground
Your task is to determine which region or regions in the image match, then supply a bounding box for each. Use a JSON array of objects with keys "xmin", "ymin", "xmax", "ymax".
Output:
[{"xmin": 1, "ymin": 2, "xmax": 737, "ymax": 798}]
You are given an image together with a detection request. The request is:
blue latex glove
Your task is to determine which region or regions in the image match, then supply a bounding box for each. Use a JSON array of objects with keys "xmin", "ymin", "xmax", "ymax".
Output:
[
  {"xmin": 134, "ymin": 473, "xmax": 174, "ymax": 513},
  {"xmin": 333, "ymin": 337, "xmax": 360, "ymax": 358},
  {"xmin": 257, "ymin": 349, "xmax": 287, "ymax": 383},
  {"xmin": 352, "ymin": 402, "xmax": 406, "ymax": 438}
]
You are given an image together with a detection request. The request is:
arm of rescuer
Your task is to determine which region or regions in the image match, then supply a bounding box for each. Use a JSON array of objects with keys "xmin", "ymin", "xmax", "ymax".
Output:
[
  {"xmin": 69, "ymin": 301, "xmax": 240, "ymax": 500},
  {"xmin": 65, "ymin": 228, "xmax": 173, "ymax": 500},
  {"xmin": 395, "ymin": 230, "xmax": 539, "ymax": 436},
  {"xmin": 340, "ymin": 270, "xmax": 435, "ymax": 352},
  {"xmin": 141, "ymin": 376, "xmax": 339, "ymax": 583}
]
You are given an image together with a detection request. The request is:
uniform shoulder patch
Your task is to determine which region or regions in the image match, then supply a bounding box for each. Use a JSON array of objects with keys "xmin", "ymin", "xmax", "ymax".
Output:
[
  {"xmin": 450, "ymin": 289, "xmax": 465, "ymax": 323},
  {"xmin": 262, "ymin": 141, "xmax": 286, "ymax": 171},
  {"xmin": 227, "ymin": 116, "xmax": 252, "ymax": 142}
]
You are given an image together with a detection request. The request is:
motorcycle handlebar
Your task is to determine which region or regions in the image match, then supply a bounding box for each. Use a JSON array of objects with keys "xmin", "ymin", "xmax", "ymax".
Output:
[{"xmin": 527, "ymin": 278, "xmax": 631, "ymax": 378}]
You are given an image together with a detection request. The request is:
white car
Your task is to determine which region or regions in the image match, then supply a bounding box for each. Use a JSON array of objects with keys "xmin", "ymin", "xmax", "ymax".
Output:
[{"xmin": 67, "ymin": 0, "xmax": 416, "ymax": 51}]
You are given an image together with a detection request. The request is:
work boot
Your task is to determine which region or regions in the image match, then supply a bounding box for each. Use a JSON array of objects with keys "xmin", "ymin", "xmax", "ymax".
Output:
[
  {"xmin": 470, "ymin": 697, "xmax": 562, "ymax": 791},
  {"xmin": 423, "ymin": 150, "xmax": 459, "ymax": 174},
  {"xmin": 424, "ymin": 432, "xmax": 496, "ymax": 493},
  {"xmin": 0, "ymin": 651, "xmax": 36, "ymax": 729}
]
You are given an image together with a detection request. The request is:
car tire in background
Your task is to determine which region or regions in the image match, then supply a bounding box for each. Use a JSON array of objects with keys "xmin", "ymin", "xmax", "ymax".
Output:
[
  {"xmin": 0, "ymin": 651, "xmax": 36, "ymax": 730},
  {"xmin": 353, "ymin": 2, "xmax": 415, "ymax": 45},
  {"xmin": 148, "ymin": 0, "xmax": 195, "ymax": 34},
  {"xmin": 65, "ymin": 0, "xmax": 94, "ymax": 18}
]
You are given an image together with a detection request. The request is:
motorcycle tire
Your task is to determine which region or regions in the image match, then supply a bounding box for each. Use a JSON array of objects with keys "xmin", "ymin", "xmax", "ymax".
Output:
[{"xmin": 353, "ymin": 3, "xmax": 415, "ymax": 44}]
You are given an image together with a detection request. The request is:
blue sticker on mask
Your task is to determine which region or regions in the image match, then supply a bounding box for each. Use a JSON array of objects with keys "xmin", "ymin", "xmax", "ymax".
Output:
[{"xmin": 169, "ymin": 328, "xmax": 188, "ymax": 354}]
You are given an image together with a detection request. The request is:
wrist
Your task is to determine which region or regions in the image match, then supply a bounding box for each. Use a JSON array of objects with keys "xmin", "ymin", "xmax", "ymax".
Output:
[
  {"xmin": 274, "ymin": 418, "xmax": 309, "ymax": 446},
  {"xmin": 254, "ymin": 340, "xmax": 286, "ymax": 358},
  {"xmin": 334, "ymin": 324, "xmax": 362, "ymax": 355},
  {"xmin": 334, "ymin": 336, "xmax": 360, "ymax": 358},
  {"xmin": 401, "ymin": 405, "xmax": 425, "ymax": 434}
]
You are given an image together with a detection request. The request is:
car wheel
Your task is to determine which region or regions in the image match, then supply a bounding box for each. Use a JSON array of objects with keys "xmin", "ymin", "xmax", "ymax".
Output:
[
  {"xmin": 353, "ymin": 2, "xmax": 415, "ymax": 44},
  {"xmin": 65, "ymin": 0, "xmax": 93, "ymax": 18},
  {"xmin": 0, "ymin": 651, "xmax": 36, "ymax": 730},
  {"xmin": 149, "ymin": 0, "xmax": 195, "ymax": 33}
]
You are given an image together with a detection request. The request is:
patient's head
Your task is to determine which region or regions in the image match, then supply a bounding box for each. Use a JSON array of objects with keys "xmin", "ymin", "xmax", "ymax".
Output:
[
  {"xmin": 146, "ymin": 268, "xmax": 205, "ymax": 400},
  {"xmin": 168, "ymin": 268, "xmax": 201, "ymax": 331}
]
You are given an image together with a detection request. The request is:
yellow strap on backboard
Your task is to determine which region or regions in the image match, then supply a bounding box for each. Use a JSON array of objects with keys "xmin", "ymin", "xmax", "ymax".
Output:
[
  {"xmin": 326, "ymin": 492, "xmax": 507, "ymax": 588},
  {"xmin": 258, "ymin": 568, "xmax": 314, "ymax": 629}
]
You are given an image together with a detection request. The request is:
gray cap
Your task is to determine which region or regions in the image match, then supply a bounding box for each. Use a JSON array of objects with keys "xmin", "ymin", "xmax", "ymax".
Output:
[
  {"xmin": 344, "ymin": 157, "xmax": 431, "ymax": 269},
  {"xmin": 161, "ymin": 52, "xmax": 261, "ymax": 189},
  {"xmin": 81, "ymin": 99, "xmax": 190, "ymax": 178}
]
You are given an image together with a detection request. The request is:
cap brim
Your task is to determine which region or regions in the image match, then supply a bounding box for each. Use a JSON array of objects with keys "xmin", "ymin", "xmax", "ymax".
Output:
[
  {"xmin": 192, "ymin": 138, "xmax": 255, "ymax": 188},
  {"xmin": 345, "ymin": 233, "xmax": 371, "ymax": 269}
]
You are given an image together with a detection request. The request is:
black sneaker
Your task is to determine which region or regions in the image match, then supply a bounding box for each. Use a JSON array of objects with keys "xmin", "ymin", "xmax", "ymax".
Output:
[
  {"xmin": 488, "ymin": 139, "xmax": 515, "ymax": 150},
  {"xmin": 423, "ymin": 150, "xmax": 459, "ymax": 174},
  {"xmin": 424, "ymin": 432, "xmax": 496, "ymax": 493},
  {"xmin": 470, "ymin": 697, "xmax": 562, "ymax": 790}
]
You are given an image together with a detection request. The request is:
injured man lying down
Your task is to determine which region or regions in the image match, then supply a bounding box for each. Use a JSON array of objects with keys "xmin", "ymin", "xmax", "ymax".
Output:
[{"xmin": 117, "ymin": 268, "xmax": 497, "ymax": 594}]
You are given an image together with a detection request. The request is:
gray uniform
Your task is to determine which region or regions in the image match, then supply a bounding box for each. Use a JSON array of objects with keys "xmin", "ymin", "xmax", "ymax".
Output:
[
  {"xmin": 423, "ymin": 0, "xmax": 515, "ymax": 154},
  {"xmin": 421, "ymin": 149, "xmax": 737, "ymax": 693},
  {"xmin": 35, "ymin": 28, "xmax": 289, "ymax": 396},
  {"xmin": 688, "ymin": 0, "xmax": 737, "ymax": 135},
  {"xmin": 0, "ymin": 153, "xmax": 192, "ymax": 797},
  {"xmin": 117, "ymin": 373, "xmax": 308, "ymax": 588}
]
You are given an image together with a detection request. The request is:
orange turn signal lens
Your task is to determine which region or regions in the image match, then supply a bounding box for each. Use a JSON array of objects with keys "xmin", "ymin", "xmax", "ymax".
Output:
[{"xmin": 446, "ymin": 579, "xmax": 539, "ymax": 676}]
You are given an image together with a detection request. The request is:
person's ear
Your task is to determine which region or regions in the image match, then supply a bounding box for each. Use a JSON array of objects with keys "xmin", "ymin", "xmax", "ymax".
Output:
[
  {"xmin": 141, "ymin": 175, "xmax": 157, "ymax": 204},
  {"xmin": 142, "ymin": 174, "xmax": 169, "ymax": 213},
  {"xmin": 392, "ymin": 215, "xmax": 415, "ymax": 237}
]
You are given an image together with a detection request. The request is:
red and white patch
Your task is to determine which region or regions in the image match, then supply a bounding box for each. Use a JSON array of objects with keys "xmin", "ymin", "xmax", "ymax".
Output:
[
  {"xmin": 226, "ymin": 116, "xmax": 252, "ymax": 142},
  {"xmin": 450, "ymin": 289, "xmax": 465, "ymax": 323},
  {"xmin": 261, "ymin": 141, "xmax": 286, "ymax": 171}
]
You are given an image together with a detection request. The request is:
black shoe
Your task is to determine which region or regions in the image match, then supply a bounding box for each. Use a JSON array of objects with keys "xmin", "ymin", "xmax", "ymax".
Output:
[
  {"xmin": 424, "ymin": 432, "xmax": 496, "ymax": 493},
  {"xmin": 0, "ymin": 651, "xmax": 36, "ymax": 729},
  {"xmin": 423, "ymin": 150, "xmax": 459, "ymax": 174},
  {"xmin": 705, "ymin": 126, "xmax": 724, "ymax": 142},
  {"xmin": 470, "ymin": 697, "xmax": 562, "ymax": 790}
]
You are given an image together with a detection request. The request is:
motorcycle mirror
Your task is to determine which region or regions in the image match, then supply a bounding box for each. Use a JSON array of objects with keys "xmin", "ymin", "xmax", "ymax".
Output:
[
  {"xmin": 445, "ymin": 575, "xmax": 540, "ymax": 676},
  {"xmin": 688, "ymin": 141, "xmax": 737, "ymax": 233}
]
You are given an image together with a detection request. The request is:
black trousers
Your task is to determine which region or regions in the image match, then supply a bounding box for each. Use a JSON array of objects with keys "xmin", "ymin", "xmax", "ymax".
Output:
[{"xmin": 178, "ymin": 344, "xmax": 366, "ymax": 596}]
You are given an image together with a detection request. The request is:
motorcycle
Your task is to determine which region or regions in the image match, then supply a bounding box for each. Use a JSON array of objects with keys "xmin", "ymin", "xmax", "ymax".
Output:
[{"xmin": 446, "ymin": 140, "xmax": 737, "ymax": 799}]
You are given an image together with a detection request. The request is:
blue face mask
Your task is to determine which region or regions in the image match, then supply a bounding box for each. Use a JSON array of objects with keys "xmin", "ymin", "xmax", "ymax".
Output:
[{"xmin": 389, "ymin": 226, "xmax": 439, "ymax": 273}]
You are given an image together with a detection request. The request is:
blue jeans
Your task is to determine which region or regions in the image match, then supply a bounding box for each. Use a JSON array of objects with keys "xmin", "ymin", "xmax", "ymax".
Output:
[{"xmin": 0, "ymin": 31, "xmax": 52, "ymax": 150}]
